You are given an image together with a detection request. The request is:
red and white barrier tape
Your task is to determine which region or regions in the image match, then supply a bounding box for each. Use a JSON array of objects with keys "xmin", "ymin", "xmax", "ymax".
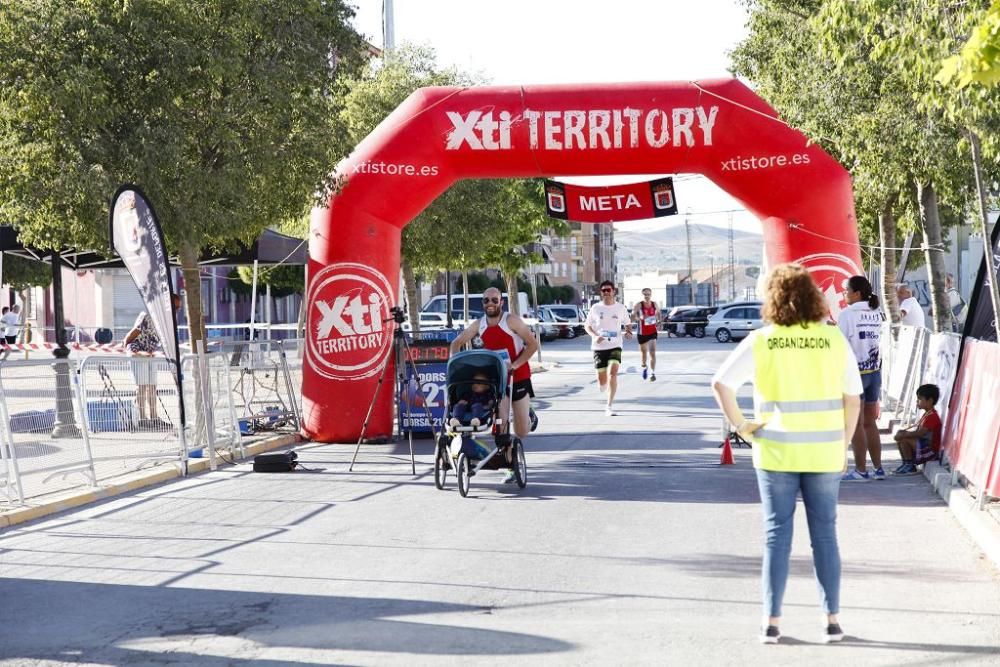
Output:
[{"xmin": 0, "ymin": 342, "xmax": 162, "ymax": 355}]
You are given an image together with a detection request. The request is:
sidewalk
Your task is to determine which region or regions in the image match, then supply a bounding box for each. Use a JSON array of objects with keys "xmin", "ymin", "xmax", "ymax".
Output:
[
  {"xmin": 0, "ymin": 432, "xmax": 300, "ymax": 529},
  {"xmin": 920, "ymin": 458, "xmax": 1000, "ymax": 572},
  {"xmin": 871, "ymin": 420, "xmax": 1000, "ymax": 573}
]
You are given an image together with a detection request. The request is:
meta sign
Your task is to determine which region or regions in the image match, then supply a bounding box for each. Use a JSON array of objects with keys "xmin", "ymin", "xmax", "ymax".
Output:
[{"xmin": 544, "ymin": 177, "xmax": 677, "ymax": 223}]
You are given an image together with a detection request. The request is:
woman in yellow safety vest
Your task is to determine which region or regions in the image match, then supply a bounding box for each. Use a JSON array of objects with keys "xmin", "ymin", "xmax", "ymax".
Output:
[{"xmin": 712, "ymin": 263, "xmax": 862, "ymax": 645}]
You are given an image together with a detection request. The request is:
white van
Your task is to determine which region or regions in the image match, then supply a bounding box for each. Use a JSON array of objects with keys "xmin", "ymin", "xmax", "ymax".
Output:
[{"xmin": 421, "ymin": 292, "xmax": 531, "ymax": 317}]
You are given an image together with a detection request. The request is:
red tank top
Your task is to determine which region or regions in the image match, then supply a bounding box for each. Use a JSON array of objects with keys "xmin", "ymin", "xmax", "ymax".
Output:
[
  {"xmin": 639, "ymin": 302, "xmax": 658, "ymax": 336},
  {"xmin": 478, "ymin": 313, "xmax": 531, "ymax": 383}
]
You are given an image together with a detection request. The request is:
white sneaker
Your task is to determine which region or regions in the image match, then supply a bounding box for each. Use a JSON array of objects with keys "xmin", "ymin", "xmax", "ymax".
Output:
[
  {"xmin": 599, "ymin": 383, "xmax": 608, "ymax": 393},
  {"xmin": 605, "ymin": 406, "xmax": 615, "ymax": 417}
]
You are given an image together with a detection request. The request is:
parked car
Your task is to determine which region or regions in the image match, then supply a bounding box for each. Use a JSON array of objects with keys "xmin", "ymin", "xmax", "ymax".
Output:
[
  {"xmin": 534, "ymin": 308, "xmax": 561, "ymax": 341},
  {"xmin": 665, "ymin": 306, "xmax": 718, "ymax": 338},
  {"xmin": 705, "ymin": 302, "xmax": 764, "ymax": 343},
  {"xmin": 538, "ymin": 305, "xmax": 586, "ymax": 338},
  {"xmin": 422, "ymin": 292, "xmax": 530, "ymax": 317},
  {"xmin": 662, "ymin": 306, "xmax": 697, "ymax": 335},
  {"xmin": 403, "ymin": 310, "xmax": 483, "ymax": 331}
]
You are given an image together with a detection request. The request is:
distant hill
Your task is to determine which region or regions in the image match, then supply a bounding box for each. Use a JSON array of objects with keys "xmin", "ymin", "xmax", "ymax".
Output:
[{"xmin": 616, "ymin": 223, "xmax": 763, "ymax": 275}]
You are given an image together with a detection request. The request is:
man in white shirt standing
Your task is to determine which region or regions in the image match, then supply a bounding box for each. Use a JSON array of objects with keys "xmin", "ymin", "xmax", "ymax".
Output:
[
  {"xmin": 584, "ymin": 280, "xmax": 634, "ymax": 416},
  {"xmin": 2, "ymin": 304, "xmax": 20, "ymax": 344},
  {"xmin": 896, "ymin": 285, "xmax": 925, "ymax": 328}
]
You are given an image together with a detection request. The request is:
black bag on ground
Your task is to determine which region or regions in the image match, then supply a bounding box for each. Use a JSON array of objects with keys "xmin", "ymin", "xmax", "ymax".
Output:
[{"xmin": 253, "ymin": 450, "xmax": 298, "ymax": 472}]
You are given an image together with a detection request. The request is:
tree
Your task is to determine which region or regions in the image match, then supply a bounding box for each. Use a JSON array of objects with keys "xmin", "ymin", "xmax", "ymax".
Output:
[
  {"xmin": 818, "ymin": 0, "xmax": 996, "ymax": 331},
  {"xmin": 0, "ymin": 0, "xmax": 364, "ymax": 348},
  {"xmin": 939, "ymin": 1, "xmax": 1000, "ymax": 88},
  {"xmin": 1, "ymin": 255, "xmax": 51, "ymax": 292},
  {"xmin": 732, "ymin": 0, "xmax": 989, "ymax": 331}
]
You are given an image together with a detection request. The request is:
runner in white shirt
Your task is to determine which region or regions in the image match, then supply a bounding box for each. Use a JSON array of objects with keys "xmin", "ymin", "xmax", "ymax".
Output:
[
  {"xmin": 896, "ymin": 285, "xmax": 925, "ymax": 328},
  {"xmin": 584, "ymin": 280, "xmax": 634, "ymax": 416},
  {"xmin": 839, "ymin": 276, "xmax": 886, "ymax": 481}
]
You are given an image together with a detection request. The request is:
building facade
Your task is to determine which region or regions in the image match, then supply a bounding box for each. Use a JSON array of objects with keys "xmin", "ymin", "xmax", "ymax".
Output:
[{"xmin": 548, "ymin": 222, "xmax": 617, "ymax": 304}]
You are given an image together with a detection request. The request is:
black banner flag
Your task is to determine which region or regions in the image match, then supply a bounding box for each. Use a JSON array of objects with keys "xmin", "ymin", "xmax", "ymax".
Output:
[
  {"xmin": 963, "ymin": 221, "xmax": 1000, "ymax": 342},
  {"xmin": 109, "ymin": 185, "xmax": 184, "ymax": 423}
]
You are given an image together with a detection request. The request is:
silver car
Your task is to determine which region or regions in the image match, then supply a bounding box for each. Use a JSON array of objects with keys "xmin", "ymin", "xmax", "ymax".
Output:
[{"xmin": 705, "ymin": 302, "xmax": 764, "ymax": 343}]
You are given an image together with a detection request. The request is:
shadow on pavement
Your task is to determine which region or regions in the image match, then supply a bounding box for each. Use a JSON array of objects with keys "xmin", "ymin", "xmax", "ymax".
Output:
[{"xmin": 0, "ymin": 578, "xmax": 574, "ymax": 664}]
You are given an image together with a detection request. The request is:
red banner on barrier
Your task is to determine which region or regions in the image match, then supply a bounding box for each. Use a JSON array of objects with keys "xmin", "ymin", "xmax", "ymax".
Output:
[
  {"xmin": 942, "ymin": 340, "xmax": 1000, "ymax": 496},
  {"xmin": 544, "ymin": 177, "xmax": 677, "ymax": 223}
]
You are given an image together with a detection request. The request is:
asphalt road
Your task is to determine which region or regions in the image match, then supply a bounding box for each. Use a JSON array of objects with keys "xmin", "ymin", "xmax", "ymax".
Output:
[{"xmin": 1, "ymin": 335, "xmax": 998, "ymax": 665}]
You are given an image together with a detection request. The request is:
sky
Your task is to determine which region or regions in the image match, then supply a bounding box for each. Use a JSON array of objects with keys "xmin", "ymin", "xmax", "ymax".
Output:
[{"xmin": 348, "ymin": 0, "xmax": 760, "ymax": 235}]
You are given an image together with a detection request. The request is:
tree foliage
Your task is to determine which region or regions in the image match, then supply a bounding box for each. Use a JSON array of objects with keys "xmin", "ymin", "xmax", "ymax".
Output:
[
  {"xmin": 939, "ymin": 1, "xmax": 1000, "ymax": 89},
  {"xmin": 1, "ymin": 255, "xmax": 51, "ymax": 291},
  {"xmin": 233, "ymin": 264, "xmax": 304, "ymax": 298},
  {"xmin": 0, "ymin": 0, "xmax": 364, "ymax": 343},
  {"xmin": 732, "ymin": 0, "xmax": 999, "ymax": 330}
]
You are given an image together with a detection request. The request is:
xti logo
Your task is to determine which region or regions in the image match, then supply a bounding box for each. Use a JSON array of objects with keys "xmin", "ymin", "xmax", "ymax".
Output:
[
  {"xmin": 306, "ymin": 263, "xmax": 394, "ymax": 381},
  {"xmin": 446, "ymin": 111, "xmax": 513, "ymax": 150}
]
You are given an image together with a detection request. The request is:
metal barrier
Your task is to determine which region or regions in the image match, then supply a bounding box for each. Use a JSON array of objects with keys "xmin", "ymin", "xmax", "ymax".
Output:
[
  {"xmin": 920, "ymin": 332, "xmax": 962, "ymax": 426},
  {"xmin": 280, "ymin": 338, "xmax": 304, "ymax": 416},
  {"xmin": 76, "ymin": 355, "xmax": 185, "ymax": 471},
  {"xmin": 0, "ymin": 359, "xmax": 97, "ymax": 503},
  {"xmin": 0, "ymin": 338, "xmax": 303, "ymax": 507},
  {"xmin": 220, "ymin": 340, "xmax": 300, "ymax": 436},
  {"xmin": 881, "ymin": 324, "xmax": 931, "ymax": 426},
  {"xmin": 180, "ymin": 352, "xmax": 241, "ymax": 461}
]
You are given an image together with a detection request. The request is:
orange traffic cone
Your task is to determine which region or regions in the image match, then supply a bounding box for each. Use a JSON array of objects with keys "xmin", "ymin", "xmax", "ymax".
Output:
[{"xmin": 720, "ymin": 436, "xmax": 735, "ymax": 465}]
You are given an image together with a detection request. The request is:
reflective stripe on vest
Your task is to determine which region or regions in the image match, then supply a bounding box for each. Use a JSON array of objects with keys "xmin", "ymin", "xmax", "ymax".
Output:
[{"xmin": 751, "ymin": 324, "xmax": 848, "ymax": 472}]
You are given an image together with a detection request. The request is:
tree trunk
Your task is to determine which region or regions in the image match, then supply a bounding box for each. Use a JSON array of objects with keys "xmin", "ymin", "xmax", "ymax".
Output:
[
  {"xmin": 916, "ymin": 181, "xmax": 950, "ymax": 333},
  {"xmin": 179, "ymin": 241, "xmax": 207, "ymax": 445},
  {"xmin": 501, "ymin": 265, "xmax": 520, "ymax": 315},
  {"xmin": 17, "ymin": 289, "xmax": 28, "ymax": 343},
  {"xmin": 179, "ymin": 242, "xmax": 206, "ymax": 347},
  {"xmin": 462, "ymin": 270, "xmax": 470, "ymax": 322},
  {"xmin": 296, "ymin": 294, "xmax": 306, "ymax": 338},
  {"xmin": 879, "ymin": 193, "xmax": 901, "ymax": 323},
  {"xmin": 402, "ymin": 260, "xmax": 420, "ymax": 333}
]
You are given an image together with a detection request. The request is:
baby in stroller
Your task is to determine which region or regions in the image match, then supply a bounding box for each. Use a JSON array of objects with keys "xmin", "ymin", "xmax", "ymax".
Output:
[
  {"xmin": 449, "ymin": 372, "xmax": 496, "ymax": 428},
  {"xmin": 437, "ymin": 349, "xmax": 527, "ymax": 494}
]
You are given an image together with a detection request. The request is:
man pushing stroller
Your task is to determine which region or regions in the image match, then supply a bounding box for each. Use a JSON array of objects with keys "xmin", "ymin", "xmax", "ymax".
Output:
[{"xmin": 450, "ymin": 287, "xmax": 538, "ymax": 482}]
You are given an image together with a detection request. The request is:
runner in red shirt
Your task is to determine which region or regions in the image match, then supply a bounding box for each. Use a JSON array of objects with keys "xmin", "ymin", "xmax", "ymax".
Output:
[
  {"xmin": 632, "ymin": 288, "xmax": 661, "ymax": 381},
  {"xmin": 451, "ymin": 287, "xmax": 539, "ymax": 447}
]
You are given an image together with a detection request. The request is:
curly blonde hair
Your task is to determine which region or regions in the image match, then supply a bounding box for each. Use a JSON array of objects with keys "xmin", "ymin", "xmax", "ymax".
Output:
[{"xmin": 761, "ymin": 263, "xmax": 828, "ymax": 327}]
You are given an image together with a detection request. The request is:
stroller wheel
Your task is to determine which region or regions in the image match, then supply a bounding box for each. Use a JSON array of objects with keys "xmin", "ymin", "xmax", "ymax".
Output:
[
  {"xmin": 434, "ymin": 446, "xmax": 449, "ymax": 490},
  {"xmin": 512, "ymin": 438, "xmax": 527, "ymax": 489},
  {"xmin": 457, "ymin": 453, "xmax": 471, "ymax": 498}
]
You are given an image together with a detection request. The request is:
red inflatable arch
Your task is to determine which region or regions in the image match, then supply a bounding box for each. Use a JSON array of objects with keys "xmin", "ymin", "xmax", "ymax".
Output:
[{"xmin": 303, "ymin": 78, "xmax": 861, "ymax": 442}]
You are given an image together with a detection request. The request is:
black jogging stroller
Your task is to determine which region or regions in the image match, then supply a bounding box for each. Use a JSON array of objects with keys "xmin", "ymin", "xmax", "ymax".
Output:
[{"xmin": 433, "ymin": 349, "xmax": 527, "ymax": 496}]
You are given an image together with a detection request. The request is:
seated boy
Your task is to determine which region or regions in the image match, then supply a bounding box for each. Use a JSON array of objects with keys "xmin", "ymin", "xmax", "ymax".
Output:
[
  {"xmin": 892, "ymin": 383, "xmax": 942, "ymax": 476},
  {"xmin": 450, "ymin": 372, "xmax": 495, "ymax": 427}
]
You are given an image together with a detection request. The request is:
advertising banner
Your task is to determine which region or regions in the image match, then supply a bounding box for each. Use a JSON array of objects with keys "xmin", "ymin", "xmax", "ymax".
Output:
[
  {"xmin": 109, "ymin": 185, "xmax": 185, "ymax": 429},
  {"xmin": 544, "ymin": 177, "xmax": 677, "ymax": 223},
  {"xmin": 109, "ymin": 186, "xmax": 180, "ymax": 368},
  {"xmin": 963, "ymin": 219, "xmax": 1000, "ymax": 342},
  {"xmin": 398, "ymin": 331, "xmax": 457, "ymax": 434}
]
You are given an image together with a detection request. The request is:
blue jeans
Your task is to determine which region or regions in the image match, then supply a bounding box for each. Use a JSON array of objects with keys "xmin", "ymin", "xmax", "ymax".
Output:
[{"xmin": 755, "ymin": 469, "xmax": 842, "ymax": 617}]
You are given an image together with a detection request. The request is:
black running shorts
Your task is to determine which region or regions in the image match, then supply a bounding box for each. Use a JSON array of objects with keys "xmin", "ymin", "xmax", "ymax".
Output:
[
  {"xmin": 510, "ymin": 378, "xmax": 534, "ymax": 402},
  {"xmin": 593, "ymin": 347, "xmax": 623, "ymax": 370},
  {"xmin": 637, "ymin": 332, "xmax": 658, "ymax": 345}
]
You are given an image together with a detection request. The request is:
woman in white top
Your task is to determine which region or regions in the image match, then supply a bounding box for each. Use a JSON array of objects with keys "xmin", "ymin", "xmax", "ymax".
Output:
[{"xmin": 838, "ymin": 275, "xmax": 885, "ymax": 482}]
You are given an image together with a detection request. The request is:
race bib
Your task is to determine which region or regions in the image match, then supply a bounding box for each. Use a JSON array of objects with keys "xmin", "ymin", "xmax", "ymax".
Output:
[
  {"xmin": 644, "ymin": 316, "xmax": 656, "ymax": 326},
  {"xmin": 601, "ymin": 329, "xmax": 619, "ymax": 339}
]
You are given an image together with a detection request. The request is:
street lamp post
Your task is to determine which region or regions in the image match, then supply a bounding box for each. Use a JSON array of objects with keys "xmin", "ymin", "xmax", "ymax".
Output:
[{"xmin": 49, "ymin": 250, "xmax": 80, "ymax": 438}]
